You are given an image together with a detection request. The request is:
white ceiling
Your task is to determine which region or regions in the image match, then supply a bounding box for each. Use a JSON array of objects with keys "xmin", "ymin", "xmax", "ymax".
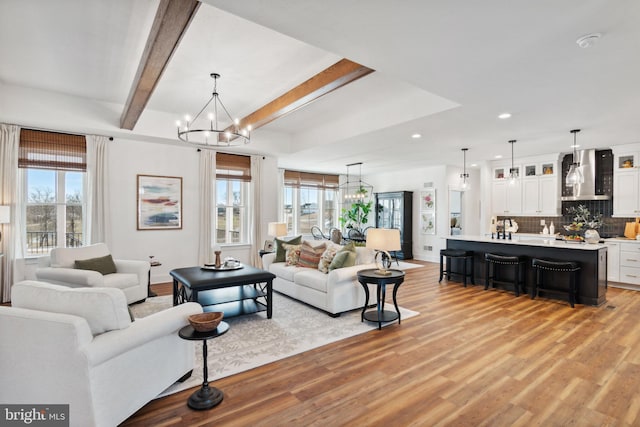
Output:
[{"xmin": 1, "ymin": 0, "xmax": 639, "ymax": 175}]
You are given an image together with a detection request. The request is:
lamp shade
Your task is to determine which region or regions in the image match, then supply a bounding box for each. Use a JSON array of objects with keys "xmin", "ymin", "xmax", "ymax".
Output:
[
  {"xmin": 0, "ymin": 206, "xmax": 9, "ymax": 224},
  {"xmin": 366, "ymin": 228, "xmax": 401, "ymax": 252},
  {"xmin": 268, "ymin": 222, "xmax": 287, "ymax": 238}
]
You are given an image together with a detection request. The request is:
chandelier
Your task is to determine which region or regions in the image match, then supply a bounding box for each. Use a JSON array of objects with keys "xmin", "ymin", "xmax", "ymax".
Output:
[
  {"xmin": 566, "ymin": 129, "xmax": 584, "ymax": 186},
  {"xmin": 176, "ymin": 73, "xmax": 251, "ymax": 147},
  {"xmin": 340, "ymin": 162, "xmax": 373, "ymax": 202}
]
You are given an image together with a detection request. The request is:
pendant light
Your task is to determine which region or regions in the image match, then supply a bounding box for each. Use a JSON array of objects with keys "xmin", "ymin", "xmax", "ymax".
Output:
[
  {"xmin": 508, "ymin": 139, "xmax": 518, "ymax": 185},
  {"xmin": 565, "ymin": 129, "xmax": 583, "ymax": 186},
  {"xmin": 460, "ymin": 148, "xmax": 469, "ymax": 189}
]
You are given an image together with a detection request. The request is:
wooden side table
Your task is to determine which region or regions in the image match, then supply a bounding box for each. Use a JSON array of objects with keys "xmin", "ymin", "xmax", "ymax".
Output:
[
  {"xmin": 178, "ymin": 322, "xmax": 229, "ymax": 410},
  {"xmin": 357, "ymin": 269, "xmax": 405, "ymax": 330}
]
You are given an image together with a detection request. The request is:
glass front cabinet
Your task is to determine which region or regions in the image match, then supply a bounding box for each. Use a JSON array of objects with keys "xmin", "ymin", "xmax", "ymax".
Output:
[{"xmin": 375, "ymin": 191, "xmax": 413, "ymax": 259}]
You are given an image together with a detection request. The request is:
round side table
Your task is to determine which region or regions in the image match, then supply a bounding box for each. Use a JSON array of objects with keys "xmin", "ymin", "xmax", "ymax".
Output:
[
  {"xmin": 178, "ymin": 321, "xmax": 229, "ymax": 410},
  {"xmin": 357, "ymin": 269, "xmax": 405, "ymax": 330}
]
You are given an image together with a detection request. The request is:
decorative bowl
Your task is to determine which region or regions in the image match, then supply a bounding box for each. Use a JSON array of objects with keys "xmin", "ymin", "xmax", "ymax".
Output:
[{"xmin": 188, "ymin": 312, "xmax": 224, "ymax": 332}]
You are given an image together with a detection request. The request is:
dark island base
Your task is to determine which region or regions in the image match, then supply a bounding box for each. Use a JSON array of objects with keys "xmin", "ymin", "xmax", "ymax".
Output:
[{"xmin": 446, "ymin": 239, "xmax": 607, "ymax": 306}]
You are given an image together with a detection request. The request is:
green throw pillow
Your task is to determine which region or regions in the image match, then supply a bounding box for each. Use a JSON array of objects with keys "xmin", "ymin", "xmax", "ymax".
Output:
[
  {"xmin": 75, "ymin": 254, "xmax": 117, "ymax": 275},
  {"xmin": 274, "ymin": 235, "xmax": 302, "ymax": 263},
  {"xmin": 329, "ymin": 243, "xmax": 357, "ymax": 270}
]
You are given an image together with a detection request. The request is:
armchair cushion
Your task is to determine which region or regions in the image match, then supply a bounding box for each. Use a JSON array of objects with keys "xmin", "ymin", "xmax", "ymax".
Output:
[
  {"xmin": 50, "ymin": 243, "xmax": 111, "ymax": 268},
  {"xmin": 75, "ymin": 254, "xmax": 117, "ymax": 275},
  {"xmin": 11, "ymin": 281, "xmax": 131, "ymax": 336}
]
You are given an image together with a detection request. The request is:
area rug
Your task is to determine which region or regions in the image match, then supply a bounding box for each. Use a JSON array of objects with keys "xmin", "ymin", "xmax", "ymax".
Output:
[{"xmin": 130, "ymin": 292, "xmax": 419, "ymax": 398}]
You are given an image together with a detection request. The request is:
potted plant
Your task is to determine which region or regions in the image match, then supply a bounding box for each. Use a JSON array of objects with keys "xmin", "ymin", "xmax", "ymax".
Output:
[
  {"xmin": 339, "ymin": 186, "xmax": 372, "ymax": 235},
  {"xmin": 565, "ymin": 204, "xmax": 603, "ymax": 244}
]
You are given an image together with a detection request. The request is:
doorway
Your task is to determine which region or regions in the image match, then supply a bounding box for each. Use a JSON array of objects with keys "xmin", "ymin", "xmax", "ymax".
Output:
[{"xmin": 449, "ymin": 190, "xmax": 463, "ymax": 235}]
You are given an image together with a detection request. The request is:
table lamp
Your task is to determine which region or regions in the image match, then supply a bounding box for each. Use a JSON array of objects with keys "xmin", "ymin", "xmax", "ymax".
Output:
[
  {"xmin": 0, "ymin": 206, "xmax": 9, "ymax": 244},
  {"xmin": 366, "ymin": 228, "xmax": 401, "ymax": 275},
  {"xmin": 268, "ymin": 222, "xmax": 287, "ymax": 239}
]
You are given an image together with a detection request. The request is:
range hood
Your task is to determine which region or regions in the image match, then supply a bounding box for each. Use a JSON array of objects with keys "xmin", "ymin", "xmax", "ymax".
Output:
[{"xmin": 561, "ymin": 149, "xmax": 612, "ymax": 201}]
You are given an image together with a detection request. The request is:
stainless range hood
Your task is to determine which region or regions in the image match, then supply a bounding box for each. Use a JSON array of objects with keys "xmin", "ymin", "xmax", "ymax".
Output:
[{"xmin": 561, "ymin": 149, "xmax": 612, "ymax": 201}]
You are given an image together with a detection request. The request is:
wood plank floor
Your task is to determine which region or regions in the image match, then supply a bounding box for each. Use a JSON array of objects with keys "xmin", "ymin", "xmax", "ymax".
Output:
[{"xmin": 122, "ymin": 262, "xmax": 640, "ymax": 426}]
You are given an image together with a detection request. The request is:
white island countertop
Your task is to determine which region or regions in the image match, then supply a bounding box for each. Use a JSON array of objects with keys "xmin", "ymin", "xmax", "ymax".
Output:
[{"xmin": 447, "ymin": 235, "xmax": 607, "ymax": 251}]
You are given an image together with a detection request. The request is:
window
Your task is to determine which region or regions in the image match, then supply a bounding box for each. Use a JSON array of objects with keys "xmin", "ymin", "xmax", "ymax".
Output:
[
  {"xmin": 216, "ymin": 153, "xmax": 251, "ymax": 244},
  {"xmin": 283, "ymin": 170, "xmax": 339, "ymax": 235},
  {"xmin": 19, "ymin": 129, "xmax": 86, "ymax": 255}
]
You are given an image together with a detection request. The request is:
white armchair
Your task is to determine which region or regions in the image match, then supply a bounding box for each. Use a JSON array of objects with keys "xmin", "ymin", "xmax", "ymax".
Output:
[
  {"xmin": 36, "ymin": 243, "xmax": 149, "ymax": 304},
  {"xmin": 0, "ymin": 280, "xmax": 202, "ymax": 427}
]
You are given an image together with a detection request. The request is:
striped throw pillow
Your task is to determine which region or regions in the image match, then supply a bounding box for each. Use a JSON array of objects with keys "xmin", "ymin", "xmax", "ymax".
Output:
[{"xmin": 297, "ymin": 241, "xmax": 326, "ymax": 269}]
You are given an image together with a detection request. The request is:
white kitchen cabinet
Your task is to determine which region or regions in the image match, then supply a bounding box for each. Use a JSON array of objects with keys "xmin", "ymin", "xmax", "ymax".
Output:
[
  {"xmin": 618, "ymin": 242, "xmax": 640, "ymax": 285},
  {"xmin": 613, "ymin": 149, "xmax": 640, "ymax": 216},
  {"xmin": 522, "ymin": 175, "xmax": 559, "ymax": 215},
  {"xmin": 491, "ymin": 179, "xmax": 521, "ymax": 215},
  {"xmin": 613, "ymin": 168, "xmax": 640, "ymax": 216},
  {"xmin": 604, "ymin": 241, "xmax": 620, "ymax": 282}
]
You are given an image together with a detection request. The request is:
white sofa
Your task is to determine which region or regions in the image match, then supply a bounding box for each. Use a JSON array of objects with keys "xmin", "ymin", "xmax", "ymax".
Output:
[
  {"xmin": 35, "ymin": 243, "xmax": 149, "ymax": 304},
  {"xmin": 262, "ymin": 242, "xmax": 378, "ymax": 316},
  {"xmin": 0, "ymin": 280, "xmax": 202, "ymax": 427}
]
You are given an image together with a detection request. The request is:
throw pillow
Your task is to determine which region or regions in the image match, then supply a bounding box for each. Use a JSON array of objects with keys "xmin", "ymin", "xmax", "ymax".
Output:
[
  {"xmin": 329, "ymin": 243, "xmax": 357, "ymax": 270},
  {"xmin": 318, "ymin": 242, "xmax": 341, "ymax": 273},
  {"xmin": 75, "ymin": 254, "xmax": 117, "ymax": 275},
  {"xmin": 282, "ymin": 243, "xmax": 301, "ymax": 266},
  {"xmin": 274, "ymin": 235, "xmax": 302, "ymax": 263},
  {"xmin": 298, "ymin": 241, "xmax": 326, "ymax": 269}
]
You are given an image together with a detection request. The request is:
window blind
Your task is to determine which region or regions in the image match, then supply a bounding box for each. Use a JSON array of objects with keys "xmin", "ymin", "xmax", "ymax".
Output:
[
  {"xmin": 284, "ymin": 170, "xmax": 339, "ymax": 189},
  {"xmin": 19, "ymin": 129, "xmax": 87, "ymax": 172},
  {"xmin": 216, "ymin": 153, "xmax": 251, "ymax": 182}
]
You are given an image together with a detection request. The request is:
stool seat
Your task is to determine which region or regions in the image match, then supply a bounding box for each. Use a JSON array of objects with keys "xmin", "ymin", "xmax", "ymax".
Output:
[
  {"xmin": 439, "ymin": 249, "xmax": 475, "ymax": 286},
  {"xmin": 531, "ymin": 258, "xmax": 580, "ymax": 308},
  {"xmin": 485, "ymin": 253, "xmax": 522, "ymax": 265},
  {"xmin": 485, "ymin": 253, "xmax": 525, "ymax": 297},
  {"xmin": 440, "ymin": 249, "xmax": 472, "ymax": 258},
  {"xmin": 531, "ymin": 259, "xmax": 579, "ymax": 272}
]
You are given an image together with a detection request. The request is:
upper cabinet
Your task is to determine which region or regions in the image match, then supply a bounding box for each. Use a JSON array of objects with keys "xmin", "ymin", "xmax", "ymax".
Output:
[
  {"xmin": 490, "ymin": 154, "xmax": 560, "ymax": 216},
  {"xmin": 613, "ymin": 146, "xmax": 640, "ymax": 216}
]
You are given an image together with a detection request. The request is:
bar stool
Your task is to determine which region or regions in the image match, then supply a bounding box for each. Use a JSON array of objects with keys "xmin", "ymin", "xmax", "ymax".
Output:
[
  {"xmin": 484, "ymin": 253, "xmax": 526, "ymax": 296},
  {"xmin": 531, "ymin": 259, "xmax": 580, "ymax": 308},
  {"xmin": 439, "ymin": 249, "xmax": 475, "ymax": 287}
]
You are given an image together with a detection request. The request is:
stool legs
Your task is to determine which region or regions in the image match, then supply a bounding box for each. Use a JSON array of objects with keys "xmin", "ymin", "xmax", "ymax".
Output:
[{"xmin": 439, "ymin": 253, "xmax": 444, "ymax": 282}]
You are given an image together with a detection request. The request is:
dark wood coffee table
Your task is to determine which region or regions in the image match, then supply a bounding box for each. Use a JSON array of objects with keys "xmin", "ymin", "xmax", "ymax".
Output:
[{"xmin": 170, "ymin": 265, "xmax": 276, "ymax": 318}]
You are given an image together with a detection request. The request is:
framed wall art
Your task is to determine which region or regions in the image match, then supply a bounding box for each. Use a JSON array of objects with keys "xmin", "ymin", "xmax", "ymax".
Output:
[
  {"xmin": 421, "ymin": 189, "xmax": 436, "ymax": 212},
  {"xmin": 421, "ymin": 212, "xmax": 435, "ymax": 235},
  {"xmin": 137, "ymin": 174, "xmax": 183, "ymax": 230}
]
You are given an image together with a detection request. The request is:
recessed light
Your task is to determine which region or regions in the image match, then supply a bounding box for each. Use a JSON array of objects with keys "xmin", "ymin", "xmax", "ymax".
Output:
[
  {"xmin": 411, "ymin": 133, "xmax": 421, "ymax": 139},
  {"xmin": 471, "ymin": 163, "xmax": 477, "ymax": 167},
  {"xmin": 495, "ymin": 155, "xmax": 503, "ymax": 159},
  {"xmin": 498, "ymin": 113, "xmax": 512, "ymax": 119},
  {"xmin": 571, "ymin": 144, "xmax": 580, "ymax": 148}
]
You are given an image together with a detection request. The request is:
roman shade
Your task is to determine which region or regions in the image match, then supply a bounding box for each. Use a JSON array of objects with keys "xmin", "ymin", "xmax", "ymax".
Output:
[
  {"xmin": 216, "ymin": 153, "xmax": 251, "ymax": 181},
  {"xmin": 284, "ymin": 170, "xmax": 339, "ymax": 189},
  {"xmin": 19, "ymin": 129, "xmax": 87, "ymax": 171}
]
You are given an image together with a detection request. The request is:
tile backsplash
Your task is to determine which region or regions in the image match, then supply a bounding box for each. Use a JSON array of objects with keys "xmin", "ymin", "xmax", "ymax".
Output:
[{"xmin": 498, "ymin": 200, "xmax": 635, "ymax": 237}]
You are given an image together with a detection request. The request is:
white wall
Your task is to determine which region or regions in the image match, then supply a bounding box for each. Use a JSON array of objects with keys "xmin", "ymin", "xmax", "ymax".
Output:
[
  {"xmin": 365, "ymin": 164, "xmax": 481, "ymax": 263},
  {"xmin": 107, "ymin": 138, "xmax": 281, "ymax": 284}
]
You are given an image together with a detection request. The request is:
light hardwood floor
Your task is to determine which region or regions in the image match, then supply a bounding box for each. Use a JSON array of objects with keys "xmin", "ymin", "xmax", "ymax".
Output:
[{"xmin": 122, "ymin": 262, "xmax": 640, "ymax": 426}]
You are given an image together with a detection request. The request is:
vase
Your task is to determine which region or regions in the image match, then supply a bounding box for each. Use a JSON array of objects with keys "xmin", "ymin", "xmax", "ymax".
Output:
[{"xmin": 584, "ymin": 229, "xmax": 600, "ymax": 244}]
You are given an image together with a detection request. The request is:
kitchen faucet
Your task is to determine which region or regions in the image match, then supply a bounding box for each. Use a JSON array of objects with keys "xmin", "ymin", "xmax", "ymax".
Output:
[{"xmin": 503, "ymin": 218, "xmax": 513, "ymax": 240}]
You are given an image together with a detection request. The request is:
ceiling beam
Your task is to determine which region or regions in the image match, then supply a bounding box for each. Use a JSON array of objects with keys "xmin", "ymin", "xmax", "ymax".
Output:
[
  {"xmin": 120, "ymin": 0, "xmax": 200, "ymax": 130},
  {"xmin": 234, "ymin": 58, "xmax": 374, "ymax": 134}
]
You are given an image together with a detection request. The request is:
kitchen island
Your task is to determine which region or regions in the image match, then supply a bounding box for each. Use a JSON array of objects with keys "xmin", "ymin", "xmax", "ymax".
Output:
[{"xmin": 446, "ymin": 235, "xmax": 607, "ymax": 306}]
